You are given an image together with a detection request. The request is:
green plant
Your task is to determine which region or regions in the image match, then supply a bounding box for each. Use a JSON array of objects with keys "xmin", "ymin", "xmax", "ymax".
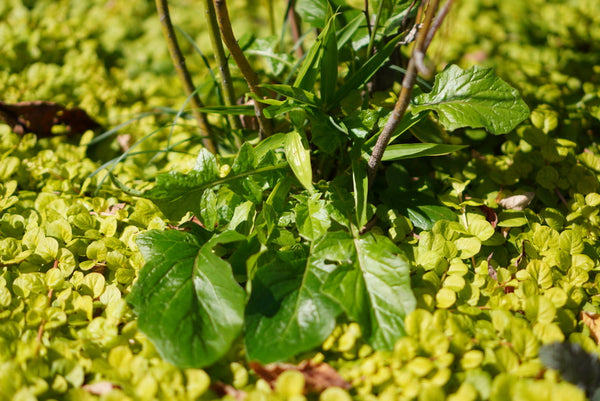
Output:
[{"xmin": 122, "ymin": 0, "xmax": 529, "ymax": 368}]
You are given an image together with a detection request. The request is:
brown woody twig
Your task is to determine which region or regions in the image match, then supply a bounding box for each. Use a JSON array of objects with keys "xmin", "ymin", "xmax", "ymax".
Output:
[
  {"xmin": 213, "ymin": 0, "xmax": 273, "ymax": 139},
  {"xmin": 155, "ymin": 0, "xmax": 217, "ymax": 154},
  {"xmin": 367, "ymin": 0, "xmax": 453, "ymax": 183}
]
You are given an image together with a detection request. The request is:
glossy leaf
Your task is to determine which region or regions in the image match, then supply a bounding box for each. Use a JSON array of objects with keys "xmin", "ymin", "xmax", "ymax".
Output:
[
  {"xmin": 285, "ymin": 131, "xmax": 314, "ymax": 193},
  {"xmin": 413, "ymin": 65, "xmax": 530, "ymax": 134},
  {"xmin": 314, "ymin": 231, "xmax": 416, "ymax": 349},
  {"xmin": 381, "ymin": 143, "xmax": 468, "ymax": 161},
  {"xmin": 128, "ymin": 230, "xmax": 246, "ymax": 368},
  {"xmin": 294, "ymin": 194, "xmax": 331, "ymax": 241},
  {"xmin": 245, "ymin": 248, "xmax": 341, "ymax": 363}
]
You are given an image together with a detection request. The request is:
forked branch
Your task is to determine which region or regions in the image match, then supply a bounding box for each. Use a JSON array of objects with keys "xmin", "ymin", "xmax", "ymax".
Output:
[{"xmin": 367, "ymin": 0, "xmax": 453, "ymax": 182}]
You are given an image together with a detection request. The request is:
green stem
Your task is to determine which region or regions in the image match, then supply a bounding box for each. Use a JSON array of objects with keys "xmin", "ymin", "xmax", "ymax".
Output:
[
  {"xmin": 202, "ymin": 0, "xmax": 243, "ymax": 144},
  {"xmin": 365, "ymin": 0, "xmax": 385, "ymax": 58},
  {"xmin": 155, "ymin": 0, "xmax": 217, "ymax": 154},
  {"xmin": 213, "ymin": 0, "xmax": 273, "ymax": 139}
]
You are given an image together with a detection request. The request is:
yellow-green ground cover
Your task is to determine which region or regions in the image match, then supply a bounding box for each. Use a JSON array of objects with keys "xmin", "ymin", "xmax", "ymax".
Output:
[{"xmin": 1, "ymin": 0, "xmax": 600, "ymax": 400}]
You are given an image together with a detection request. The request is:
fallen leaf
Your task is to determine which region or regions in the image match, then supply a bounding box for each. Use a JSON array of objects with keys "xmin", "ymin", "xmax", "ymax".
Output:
[
  {"xmin": 581, "ymin": 311, "xmax": 600, "ymax": 344},
  {"xmin": 0, "ymin": 100, "xmax": 101, "ymax": 137},
  {"xmin": 117, "ymin": 134, "xmax": 132, "ymax": 152},
  {"xmin": 210, "ymin": 381, "xmax": 247, "ymax": 401},
  {"xmin": 82, "ymin": 381, "xmax": 121, "ymax": 395},
  {"xmin": 90, "ymin": 203, "xmax": 127, "ymax": 217},
  {"xmin": 249, "ymin": 360, "xmax": 351, "ymax": 393},
  {"xmin": 498, "ymin": 192, "xmax": 535, "ymax": 211},
  {"xmin": 480, "ymin": 205, "xmax": 498, "ymax": 228}
]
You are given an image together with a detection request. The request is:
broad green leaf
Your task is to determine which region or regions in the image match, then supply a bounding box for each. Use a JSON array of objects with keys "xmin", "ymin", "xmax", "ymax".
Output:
[
  {"xmin": 128, "ymin": 230, "xmax": 246, "ymax": 368},
  {"xmin": 245, "ymin": 248, "xmax": 341, "ymax": 363},
  {"xmin": 114, "ymin": 148, "xmax": 287, "ymax": 220},
  {"xmin": 294, "ymin": 194, "xmax": 331, "ymax": 241},
  {"xmin": 407, "ymin": 205, "xmax": 457, "ymax": 231},
  {"xmin": 413, "ymin": 65, "xmax": 530, "ymax": 134},
  {"xmin": 285, "ymin": 131, "xmax": 314, "ymax": 193},
  {"xmin": 381, "ymin": 143, "xmax": 468, "ymax": 161},
  {"xmin": 314, "ymin": 231, "xmax": 416, "ymax": 349},
  {"xmin": 295, "ymin": 0, "xmax": 328, "ymax": 28}
]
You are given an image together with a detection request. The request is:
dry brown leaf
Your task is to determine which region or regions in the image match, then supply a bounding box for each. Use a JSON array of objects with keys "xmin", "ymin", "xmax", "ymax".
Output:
[
  {"xmin": 498, "ymin": 192, "xmax": 535, "ymax": 211},
  {"xmin": 82, "ymin": 381, "xmax": 121, "ymax": 395},
  {"xmin": 0, "ymin": 100, "xmax": 101, "ymax": 137},
  {"xmin": 479, "ymin": 205, "xmax": 498, "ymax": 228},
  {"xmin": 581, "ymin": 311, "xmax": 600, "ymax": 344},
  {"xmin": 249, "ymin": 360, "xmax": 351, "ymax": 394},
  {"xmin": 117, "ymin": 134, "xmax": 132, "ymax": 152},
  {"xmin": 210, "ymin": 381, "xmax": 247, "ymax": 401}
]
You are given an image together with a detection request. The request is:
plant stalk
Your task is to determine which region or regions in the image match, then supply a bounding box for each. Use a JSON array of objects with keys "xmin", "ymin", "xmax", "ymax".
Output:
[
  {"xmin": 287, "ymin": 0, "xmax": 304, "ymax": 58},
  {"xmin": 202, "ymin": 0, "xmax": 243, "ymax": 140},
  {"xmin": 155, "ymin": 0, "xmax": 217, "ymax": 154},
  {"xmin": 367, "ymin": 0, "xmax": 444, "ymax": 183},
  {"xmin": 213, "ymin": 0, "xmax": 273, "ymax": 138}
]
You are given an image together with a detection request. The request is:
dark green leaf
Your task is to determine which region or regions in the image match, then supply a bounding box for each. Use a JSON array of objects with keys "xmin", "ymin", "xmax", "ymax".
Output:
[
  {"xmin": 407, "ymin": 205, "xmax": 457, "ymax": 231},
  {"xmin": 127, "ymin": 149, "xmax": 287, "ymax": 220},
  {"xmin": 330, "ymin": 33, "xmax": 404, "ymax": 109},
  {"xmin": 413, "ymin": 65, "xmax": 530, "ymax": 134},
  {"xmin": 313, "ymin": 231, "xmax": 416, "ymax": 349},
  {"xmin": 128, "ymin": 230, "xmax": 246, "ymax": 368},
  {"xmin": 320, "ymin": 16, "xmax": 338, "ymax": 106},
  {"xmin": 245, "ymin": 248, "xmax": 341, "ymax": 363}
]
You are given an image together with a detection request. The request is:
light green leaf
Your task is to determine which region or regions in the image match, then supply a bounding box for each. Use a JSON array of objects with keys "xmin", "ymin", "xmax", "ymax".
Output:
[
  {"xmin": 285, "ymin": 131, "xmax": 314, "ymax": 193},
  {"xmin": 413, "ymin": 65, "xmax": 530, "ymax": 134}
]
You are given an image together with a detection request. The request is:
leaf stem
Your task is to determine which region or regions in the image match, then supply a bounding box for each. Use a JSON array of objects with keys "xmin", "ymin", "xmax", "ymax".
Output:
[
  {"xmin": 155, "ymin": 0, "xmax": 217, "ymax": 154},
  {"xmin": 367, "ymin": 0, "xmax": 452, "ymax": 183},
  {"xmin": 213, "ymin": 0, "xmax": 273, "ymax": 138}
]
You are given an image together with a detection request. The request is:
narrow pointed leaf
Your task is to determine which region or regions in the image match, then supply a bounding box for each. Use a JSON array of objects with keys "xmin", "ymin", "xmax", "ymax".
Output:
[
  {"xmin": 128, "ymin": 230, "xmax": 246, "ymax": 368},
  {"xmin": 320, "ymin": 16, "xmax": 338, "ymax": 106},
  {"xmin": 330, "ymin": 33, "xmax": 404, "ymax": 109},
  {"xmin": 261, "ymin": 84, "xmax": 322, "ymax": 108},
  {"xmin": 285, "ymin": 131, "xmax": 314, "ymax": 193},
  {"xmin": 312, "ymin": 231, "xmax": 416, "ymax": 349},
  {"xmin": 412, "ymin": 65, "xmax": 530, "ymax": 134},
  {"xmin": 381, "ymin": 143, "xmax": 468, "ymax": 161}
]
